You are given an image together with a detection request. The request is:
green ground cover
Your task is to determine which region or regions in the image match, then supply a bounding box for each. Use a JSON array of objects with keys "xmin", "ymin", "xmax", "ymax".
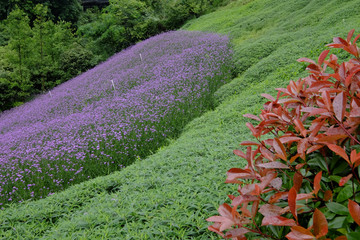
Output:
[{"xmin": 2, "ymin": 0, "xmax": 360, "ymax": 239}]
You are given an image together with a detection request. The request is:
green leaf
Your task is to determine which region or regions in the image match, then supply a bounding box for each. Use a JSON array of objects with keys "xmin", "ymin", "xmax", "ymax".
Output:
[
  {"xmin": 308, "ymin": 157, "xmax": 328, "ymax": 172},
  {"xmin": 326, "ymin": 202, "xmax": 349, "ymax": 215},
  {"xmin": 328, "ymin": 216, "xmax": 346, "ymax": 228},
  {"xmin": 329, "ymin": 175, "xmax": 342, "ymax": 183},
  {"xmin": 336, "ymin": 185, "xmax": 354, "ymax": 202},
  {"xmin": 347, "ymin": 232, "xmax": 360, "ymax": 240},
  {"xmin": 332, "ymin": 161, "xmax": 350, "ymax": 175},
  {"xmin": 324, "ymin": 210, "xmax": 336, "ymax": 220}
]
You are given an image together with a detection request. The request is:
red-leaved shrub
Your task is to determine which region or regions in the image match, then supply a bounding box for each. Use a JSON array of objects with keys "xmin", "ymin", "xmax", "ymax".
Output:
[{"xmin": 207, "ymin": 29, "xmax": 360, "ymax": 240}]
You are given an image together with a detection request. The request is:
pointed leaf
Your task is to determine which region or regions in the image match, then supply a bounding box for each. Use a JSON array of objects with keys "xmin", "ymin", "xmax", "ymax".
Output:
[
  {"xmin": 294, "ymin": 118, "xmax": 307, "ymax": 137},
  {"xmin": 240, "ymin": 141, "xmax": 260, "ymax": 146},
  {"xmin": 347, "ymin": 29, "xmax": 355, "ymax": 43},
  {"xmin": 269, "ymin": 191, "xmax": 288, "ymax": 203},
  {"xmin": 328, "ymin": 144, "xmax": 350, "ymax": 163},
  {"xmin": 296, "ymin": 193, "xmax": 314, "ymax": 200},
  {"xmin": 318, "ymin": 50, "xmax": 330, "ymax": 66},
  {"xmin": 293, "ymin": 172, "xmax": 303, "ymax": 192},
  {"xmin": 313, "ymin": 208, "xmax": 328, "ymax": 238},
  {"xmin": 262, "ymin": 216, "xmax": 297, "ymax": 226},
  {"xmin": 322, "ymin": 91, "xmax": 332, "ymax": 111},
  {"xmin": 259, "ymin": 204, "xmax": 283, "ymax": 217},
  {"xmin": 353, "ymin": 33, "xmax": 360, "ymax": 45},
  {"xmin": 243, "ymin": 114, "xmax": 261, "ymax": 121},
  {"xmin": 261, "ymin": 93, "xmax": 275, "ymax": 101},
  {"xmin": 288, "ymin": 187, "xmax": 297, "ymax": 221},
  {"xmin": 324, "ymin": 190, "xmax": 333, "ymax": 201},
  {"xmin": 333, "ymin": 92, "xmax": 346, "ymax": 122},
  {"xmin": 257, "ymin": 162, "xmax": 289, "ymax": 169},
  {"xmin": 274, "ymin": 138, "xmax": 287, "ymax": 161},
  {"xmin": 297, "ymin": 57, "xmax": 316, "ymax": 65},
  {"xmin": 348, "ymin": 199, "xmax": 360, "ymax": 226},
  {"xmin": 218, "ymin": 203, "xmax": 233, "ymax": 219},
  {"xmin": 232, "ymin": 195, "xmax": 259, "ymax": 207},
  {"xmin": 225, "ymin": 228, "xmax": 250, "ymax": 238},
  {"xmin": 339, "ymin": 174, "xmax": 353, "ymax": 186},
  {"xmin": 314, "ymin": 171, "xmax": 322, "ymax": 195},
  {"xmin": 286, "ymin": 226, "xmax": 315, "ymax": 240}
]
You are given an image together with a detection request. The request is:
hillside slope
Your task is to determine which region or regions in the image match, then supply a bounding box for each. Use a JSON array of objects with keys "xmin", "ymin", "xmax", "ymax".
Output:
[{"xmin": 2, "ymin": 0, "xmax": 360, "ymax": 239}]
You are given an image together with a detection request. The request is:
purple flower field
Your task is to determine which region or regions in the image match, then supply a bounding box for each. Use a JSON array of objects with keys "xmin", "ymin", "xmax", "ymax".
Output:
[{"xmin": 0, "ymin": 31, "xmax": 232, "ymax": 206}]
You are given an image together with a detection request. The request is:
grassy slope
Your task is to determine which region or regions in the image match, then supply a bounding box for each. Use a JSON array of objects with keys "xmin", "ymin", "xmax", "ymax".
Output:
[{"xmin": 1, "ymin": 0, "xmax": 360, "ymax": 239}]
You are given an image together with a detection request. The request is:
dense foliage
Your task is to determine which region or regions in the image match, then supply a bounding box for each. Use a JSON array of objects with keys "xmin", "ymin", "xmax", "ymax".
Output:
[
  {"xmin": 0, "ymin": 0, "xmax": 82, "ymax": 23},
  {"xmin": 0, "ymin": 0, "xmax": 231, "ymax": 112},
  {"xmin": 0, "ymin": 30, "xmax": 233, "ymax": 206},
  {"xmin": 208, "ymin": 30, "xmax": 360, "ymax": 239}
]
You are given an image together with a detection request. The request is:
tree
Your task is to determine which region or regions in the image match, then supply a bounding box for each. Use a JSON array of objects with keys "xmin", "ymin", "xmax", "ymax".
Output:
[
  {"xmin": 1, "ymin": 0, "xmax": 82, "ymax": 24},
  {"xmin": 5, "ymin": 7, "xmax": 32, "ymax": 91}
]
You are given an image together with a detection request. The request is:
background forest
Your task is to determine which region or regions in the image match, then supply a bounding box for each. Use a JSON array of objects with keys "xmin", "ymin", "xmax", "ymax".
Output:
[{"xmin": 0, "ymin": 0, "xmax": 231, "ymax": 112}]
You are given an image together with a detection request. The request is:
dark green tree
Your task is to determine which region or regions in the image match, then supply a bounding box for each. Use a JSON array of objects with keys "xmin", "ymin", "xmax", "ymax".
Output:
[
  {"xmin": 1, "ymin": 0, "xmax": 82, "ymax": 24},
  {"xmin": 5, "ymin": 7, "xmax": 32, "ymax": 92}
]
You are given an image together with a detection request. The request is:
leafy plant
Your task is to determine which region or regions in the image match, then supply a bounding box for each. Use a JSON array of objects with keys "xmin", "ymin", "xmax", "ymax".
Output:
[{"xmin": 207, "ymin": 29, "xmax": 360, "ymax": 239}]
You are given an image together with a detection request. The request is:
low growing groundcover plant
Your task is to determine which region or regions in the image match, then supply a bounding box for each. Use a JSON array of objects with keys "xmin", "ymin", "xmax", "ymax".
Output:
[
  {"xmin": 0, "ymin": 30, "xmax": 233, "ymax": 207},
  {"xmin": 208, "ymin": 30, "xmax": 360, "ymax": 239}
]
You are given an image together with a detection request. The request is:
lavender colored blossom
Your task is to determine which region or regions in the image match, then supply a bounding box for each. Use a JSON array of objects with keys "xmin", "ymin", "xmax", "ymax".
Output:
[{"xmin": 0, "ymin": 31, "xmax": 233, "ymax": 205}]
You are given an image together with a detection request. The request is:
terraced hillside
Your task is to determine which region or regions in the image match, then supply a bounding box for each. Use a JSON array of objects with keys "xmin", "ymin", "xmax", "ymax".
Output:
[{"xmin": 1, "ymin": 0, "xmax": 360, "ymax": 239}]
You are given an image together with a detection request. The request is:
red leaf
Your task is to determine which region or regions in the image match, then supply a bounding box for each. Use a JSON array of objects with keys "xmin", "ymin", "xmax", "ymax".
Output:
[
  {"xmin": 208, "ymin": 222, "xmax": 225, "ymax": 237},
  {"xmin": 297, "ymin": 57, "xmax": 316, "ymax": 65},
  {"xmin": 260, "ymin": 146, "xmax": 276, "ymax": 161},
  {"xmin": 333, "ymin": 37, "xmax": 349, "ymax": 46},
  {"xmin": 322, "ymin": 91, "xmax": 332, "ymax": 111},
  {"xmin": 218, "ymin": 203, "xmax": 233, "ymax": 219},
  {"xmin": 288, "ymin": 187, "xmax": 297, "ymax": 221},
  {"xmin": 246, "ymin": 122, "xmax": 258, "ymax": 137},
  {"xmin": 251, "ymin": 200, "xmax": 259, "ymax": 219},
  {"xmin": 286, "ymin": 226, "xmax": 315, "ymax": 240},
  {"xmin": 280, "ymin": 136, "xmax": 302, "ymax": 144},
  {"xmin": 348, "ymin": 199, "xmax": 360, "ymax": 226},
  {"xmin": 259, "ymin": 204, "xmax": 283, "ymax": 217},
  {"xmin": 226, "ymin": 168, "xmax": 255, "ymax": 183},
  {"xmin": 347, "ymin": 29, "xmax": 355, "ymax": 43},
  {"xmin": 243, "ymin": 114, "xmax": 261, "ymax": 121},
  {"xmin": 296, "ymin": 193, "xmax": 314, "ymax": 201},
  {"xmin": 233, "ymin": 149, "xmax": 246, "ymax": 159},
  {"xmin": 333, "ymin": 92, "xmax": 346, "ymax": 122},
  {"xmin": 313, "ymin": 208, "xmax": 328, "ymax": 238},
  {"xmin": 350, "ymin": 106, "xmax": 360, "ymax": 117},
  {"xmin": 293, "ymin": 172, "xmax": 303, "ymax": 192},
  {"xmin": 240, "ymin": 141, "xmax": 260, "ymax": 146},
  {"xmin": 232, "ymin": 195, "xmax": 259, "ymax": 207},
  {"xmin": 335, "ymin": 236, "xmax": 348, "ymax": 240},
  {"xmin": 314, "ymin": 171, "xmax": 322, "ymax": 195},
  {"xmin": 324, "ymin": 190, "xmax": 332, "ymax": 201},
  {"xmin": 350, "ymin": 149, "xmax": 360, "ymax": 164},
  {"xmin": 269, "ymin": 191, "xmax": 288, "ymax": 203},
  {"xmin": 270, "ymin": 177, "xmax": 282, "ymax": 190},
  {"xmin": 261, "ymin": 93, "xmax": 275, "ymax": 101},
  {"xmin": 328, "ymin": 144, "xmax": 350, "ymax": 163},
  {"xmin": 274, "ymin": 138, "xmax": 287, "ymax": 161},
  {"xmin": 353, "ymin": 33, "xmax": 360, "ymax": 45},
  {"xmin": 224, "ymin": 228, "xmax": 250, "ymax": 239},
  {"xmin": 294, "ymin": 118, "xmax": 307, "ymax": 137},
  {"xmin": 318, "ymin": 50, "xmax": 330, "ymax": 66},
  {"xmin": 290, "ymin": 154, "xmax": 300, "ymax": 163},
  {"xmin": 257, "ymin": 162, "xmax": 289, "ymax": 169},
  {"xmin": 262, "ymin": 216, "xmax": 296, "ymax": 226},
  {"xmin": 314, "ymin": 134, "xmax": 348, "ymax": 144},
  {"xmin": 339, "ymin": 174, "xmax": 353, "ymax": 186}
]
